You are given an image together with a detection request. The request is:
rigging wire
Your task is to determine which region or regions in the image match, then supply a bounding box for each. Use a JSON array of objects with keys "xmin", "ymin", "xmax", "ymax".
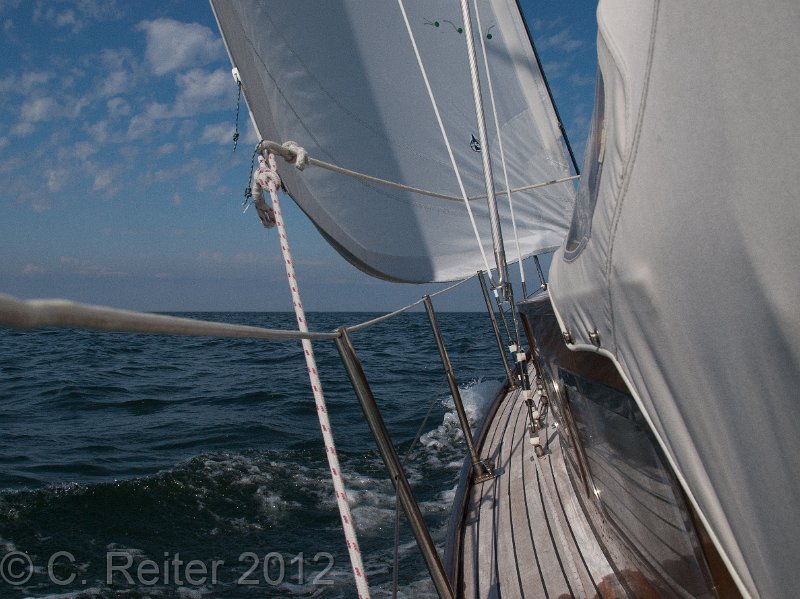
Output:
[
  {"xmin": 456, "ymin": 0, "xmax": 530, "ymax": 361},
  {"xmin": 347, "ymin": 274, "xmax": 477, "ymax": 333},
  {"xmin": 472, "ymin": 0, "xmax": 526, "ymax": 291},
  {"xmin": 457, "ymin": 0, "xmax": 510, "ymax": 289},
  {"xmin": 394, "ymin": 0, "xmax": 494, "ymax": 280}
]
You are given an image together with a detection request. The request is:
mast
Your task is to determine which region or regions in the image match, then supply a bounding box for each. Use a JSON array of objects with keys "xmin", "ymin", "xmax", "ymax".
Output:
[{"xmin": 458, "ymin": 0, "xmax": 510, "ymax": 293}]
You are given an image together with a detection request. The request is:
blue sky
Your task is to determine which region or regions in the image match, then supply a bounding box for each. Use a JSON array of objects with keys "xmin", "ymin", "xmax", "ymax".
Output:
[{"xmin": 0, "ymin": 0, "xmax": 597, "ymax": 312}]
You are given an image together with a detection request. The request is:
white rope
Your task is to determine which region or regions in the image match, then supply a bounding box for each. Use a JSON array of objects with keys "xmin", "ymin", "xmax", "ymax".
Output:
[
  {"xmin": 261, "ymin": 140, "xmax": 578, "ymax": 203},
  {"xmin": 261, "ymin": 152, "xmax": 371, "ymax": 599},
  {"xmin": 0, "ymin": 293, "xmax": 337, "ymax": 340},
  {"xmin": 392, "ymin": 1, "xmax": 494, "ymax": 278},
  {"xmin": 472, "ymin": 0, "xmax": 525, "ymax": 288}
]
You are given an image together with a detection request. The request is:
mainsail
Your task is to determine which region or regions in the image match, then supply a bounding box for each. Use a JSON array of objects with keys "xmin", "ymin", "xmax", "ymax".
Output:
[{"xmin": 210, "ymin": 0, "xmax": 575, "ymax": 283}]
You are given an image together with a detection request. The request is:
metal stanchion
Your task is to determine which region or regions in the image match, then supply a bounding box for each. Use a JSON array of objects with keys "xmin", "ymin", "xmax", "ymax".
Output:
[
  {"xmin": 423, "ymin": 295, "xmax": 495, "ymax": 484},
  {"xmin": 334, "ymin": 328, "xmax": 455, "ymax": 599},
  {"xmin": 533, "ymin": 255, "xmax": 548, "ymax": 291},
  {"xmin": 477, "ymin": 271, "xmax": 516, "ymax": 388}
]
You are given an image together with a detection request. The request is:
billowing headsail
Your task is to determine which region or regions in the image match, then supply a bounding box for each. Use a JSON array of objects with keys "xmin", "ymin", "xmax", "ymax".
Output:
[
  {"xmin": 550, "ymin": 1, "xmax": 800, "ymax": 597},
  {"xmin": 210, "ymin": 0, "xmax": 575, "ymax": 282}
]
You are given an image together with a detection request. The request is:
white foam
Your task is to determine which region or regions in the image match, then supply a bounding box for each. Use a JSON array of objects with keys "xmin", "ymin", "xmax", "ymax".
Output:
[{"xmin": 419, "ymin": 378, "xmax": 502, "ymax": 462}]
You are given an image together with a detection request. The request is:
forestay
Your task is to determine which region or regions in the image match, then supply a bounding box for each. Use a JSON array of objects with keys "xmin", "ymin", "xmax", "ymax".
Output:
[
  {"xmin": 210, "ymin": 0, "xmax": 574, "ymax": 283},
  {"xmin": 549, "ymin": 1, "xmax": 800, "ymax": 597}
]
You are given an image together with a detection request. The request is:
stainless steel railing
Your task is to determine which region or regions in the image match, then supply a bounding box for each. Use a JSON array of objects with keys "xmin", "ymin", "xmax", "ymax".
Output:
[{"xmin": 0, "ymin": 271, "xmax": 525, "ymax": 599}]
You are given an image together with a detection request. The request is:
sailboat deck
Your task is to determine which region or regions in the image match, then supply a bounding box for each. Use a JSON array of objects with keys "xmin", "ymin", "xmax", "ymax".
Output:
[{"xmin": 457, "ymin": 380, "xmax": 625, "ymax": 598}]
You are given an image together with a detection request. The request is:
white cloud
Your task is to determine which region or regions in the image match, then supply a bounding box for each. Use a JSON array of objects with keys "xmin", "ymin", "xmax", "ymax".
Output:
[
  {"xmin": 22, "ymin": 70, "xmax": 56, "ymax": 91},
  {"xmin": 98, "ymin": 69, "xmax": 129, "ymax": 97},
  {"xmin": 74, "ymin": 141, "xmax": 96, "ymax": 161},
  {"xmin": 172, "ymin": 68, "xmax": 230, "ymax": 117},
  {"xmin": 46, "ymin": 168, "xmax": 70, "ymax": 192},
  {"xmin": 569, "ymin": 73, "xmax": 595, "ymax": 87},
  {"xmin": 17, "ymin": 190, "xmax": 52, "ymax": 213},
  {"xmin": 532, "ymin": 16, "xmax": 565, "ymax": 34},
  {"xmin": 86, "ymin": 119, "xmax": 111, "ymax": 144},
  {"xmin": 200, "ymin": 122, "xmax": 234, "ymax": 145},
  {"xmin": 542, "ymin": 60, "xmax": 571, "ymax": 78},
  {"xmin": 126, "ymin": 113, "xmax": 156, "ymax": 141},
  {"xmin": 177, "ymin": 120, "xmax": 196, "ymax": 139},
  {"xmin": 95, "ymin": 48, "xmax": 138, "ymax": 98},
  {"xmin": 106, "ymin": 97, "xmax": 131, "ymax": 117},
  {"xmin": 33, "ymin": 0, "xmax": 124, "ymax": 34},
  {"xmin": 0, "ymin": 136, "xmax": 8, "ymax": 150},
  {"xmin": 22, "ymin": 263, "xmax": 46, "ymax": 275},
  {"xmin": 537, "ymin": 28, "xmax": 584, "ymax": 53},
  {"xmin": 137, "ymin": 19, "xmax": 223, "ymax": 76},
  {"xmin": 21, "ymin": 96, "xmax": 57, "ymax": 122},
  {"xmin": 55, "ymin": 9, "xmax": 76, "ymax": 29},
  {"xmin": 11, "ymin": 121, "xmax": 34, "ymax": 136},
  {"xmin": 59, "ymin": 255, "xmax": 125, "ymax": 277},
  {"xmin": 92, "ymin": 170, "xmax": 113, "ymax": 192},
  {"xmin": 140, "ymin": 69, "xmax": 231, "ymax": 121}
]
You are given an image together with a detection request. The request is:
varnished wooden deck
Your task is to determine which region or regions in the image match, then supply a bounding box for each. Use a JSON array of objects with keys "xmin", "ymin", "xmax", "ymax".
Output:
[{"xmin": 456, "ymin": 377, "xmax": 625, "ymax": 598}]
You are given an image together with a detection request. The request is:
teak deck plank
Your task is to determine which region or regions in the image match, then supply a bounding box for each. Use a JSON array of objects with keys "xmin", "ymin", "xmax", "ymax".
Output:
[{"xmin": 458, "ymin": 371, "xmax": 622, "ymax": 598}]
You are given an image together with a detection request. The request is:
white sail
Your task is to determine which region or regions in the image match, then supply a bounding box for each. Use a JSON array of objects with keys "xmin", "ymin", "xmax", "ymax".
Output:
[
  {"xmin": 210, "ymin": 0, "xmax": 574, "ymax": 283},
  {"xmin": 550, "ymin": 1, "xmax": 800, "ymax": 597}
]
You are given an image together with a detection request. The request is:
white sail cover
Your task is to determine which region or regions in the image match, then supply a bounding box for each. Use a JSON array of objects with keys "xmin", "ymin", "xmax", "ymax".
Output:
[
  {"xmin": 550, "ymin": 1, "xmax": 800, "ymax": 597},
  {"xmin": 210, "ymin": 0, "xmax": 574, "ymax": 282}
]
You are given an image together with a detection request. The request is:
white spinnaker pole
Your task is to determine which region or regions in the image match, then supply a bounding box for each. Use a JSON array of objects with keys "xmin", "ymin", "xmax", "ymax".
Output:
[{"xmin": 256, "ymin": 152, "xmax": 371, "ymax": 599}]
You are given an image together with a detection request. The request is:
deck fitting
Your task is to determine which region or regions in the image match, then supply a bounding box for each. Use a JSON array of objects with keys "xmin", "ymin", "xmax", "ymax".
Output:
[{"xmin": 473, "ymin": 459, "xmax": 497, "ymax": 483}]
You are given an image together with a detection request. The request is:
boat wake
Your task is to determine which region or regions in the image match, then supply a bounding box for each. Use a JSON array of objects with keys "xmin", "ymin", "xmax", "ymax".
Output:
[{"xmin": 0, "ymin": 379, "xmax": 501, "ymax": 598}]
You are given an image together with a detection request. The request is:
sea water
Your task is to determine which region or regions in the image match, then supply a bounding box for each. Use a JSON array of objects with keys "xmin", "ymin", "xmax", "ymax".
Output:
[{"xmin": 0, "ymin": 312, "xmax": 504, "ymax": 598}]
